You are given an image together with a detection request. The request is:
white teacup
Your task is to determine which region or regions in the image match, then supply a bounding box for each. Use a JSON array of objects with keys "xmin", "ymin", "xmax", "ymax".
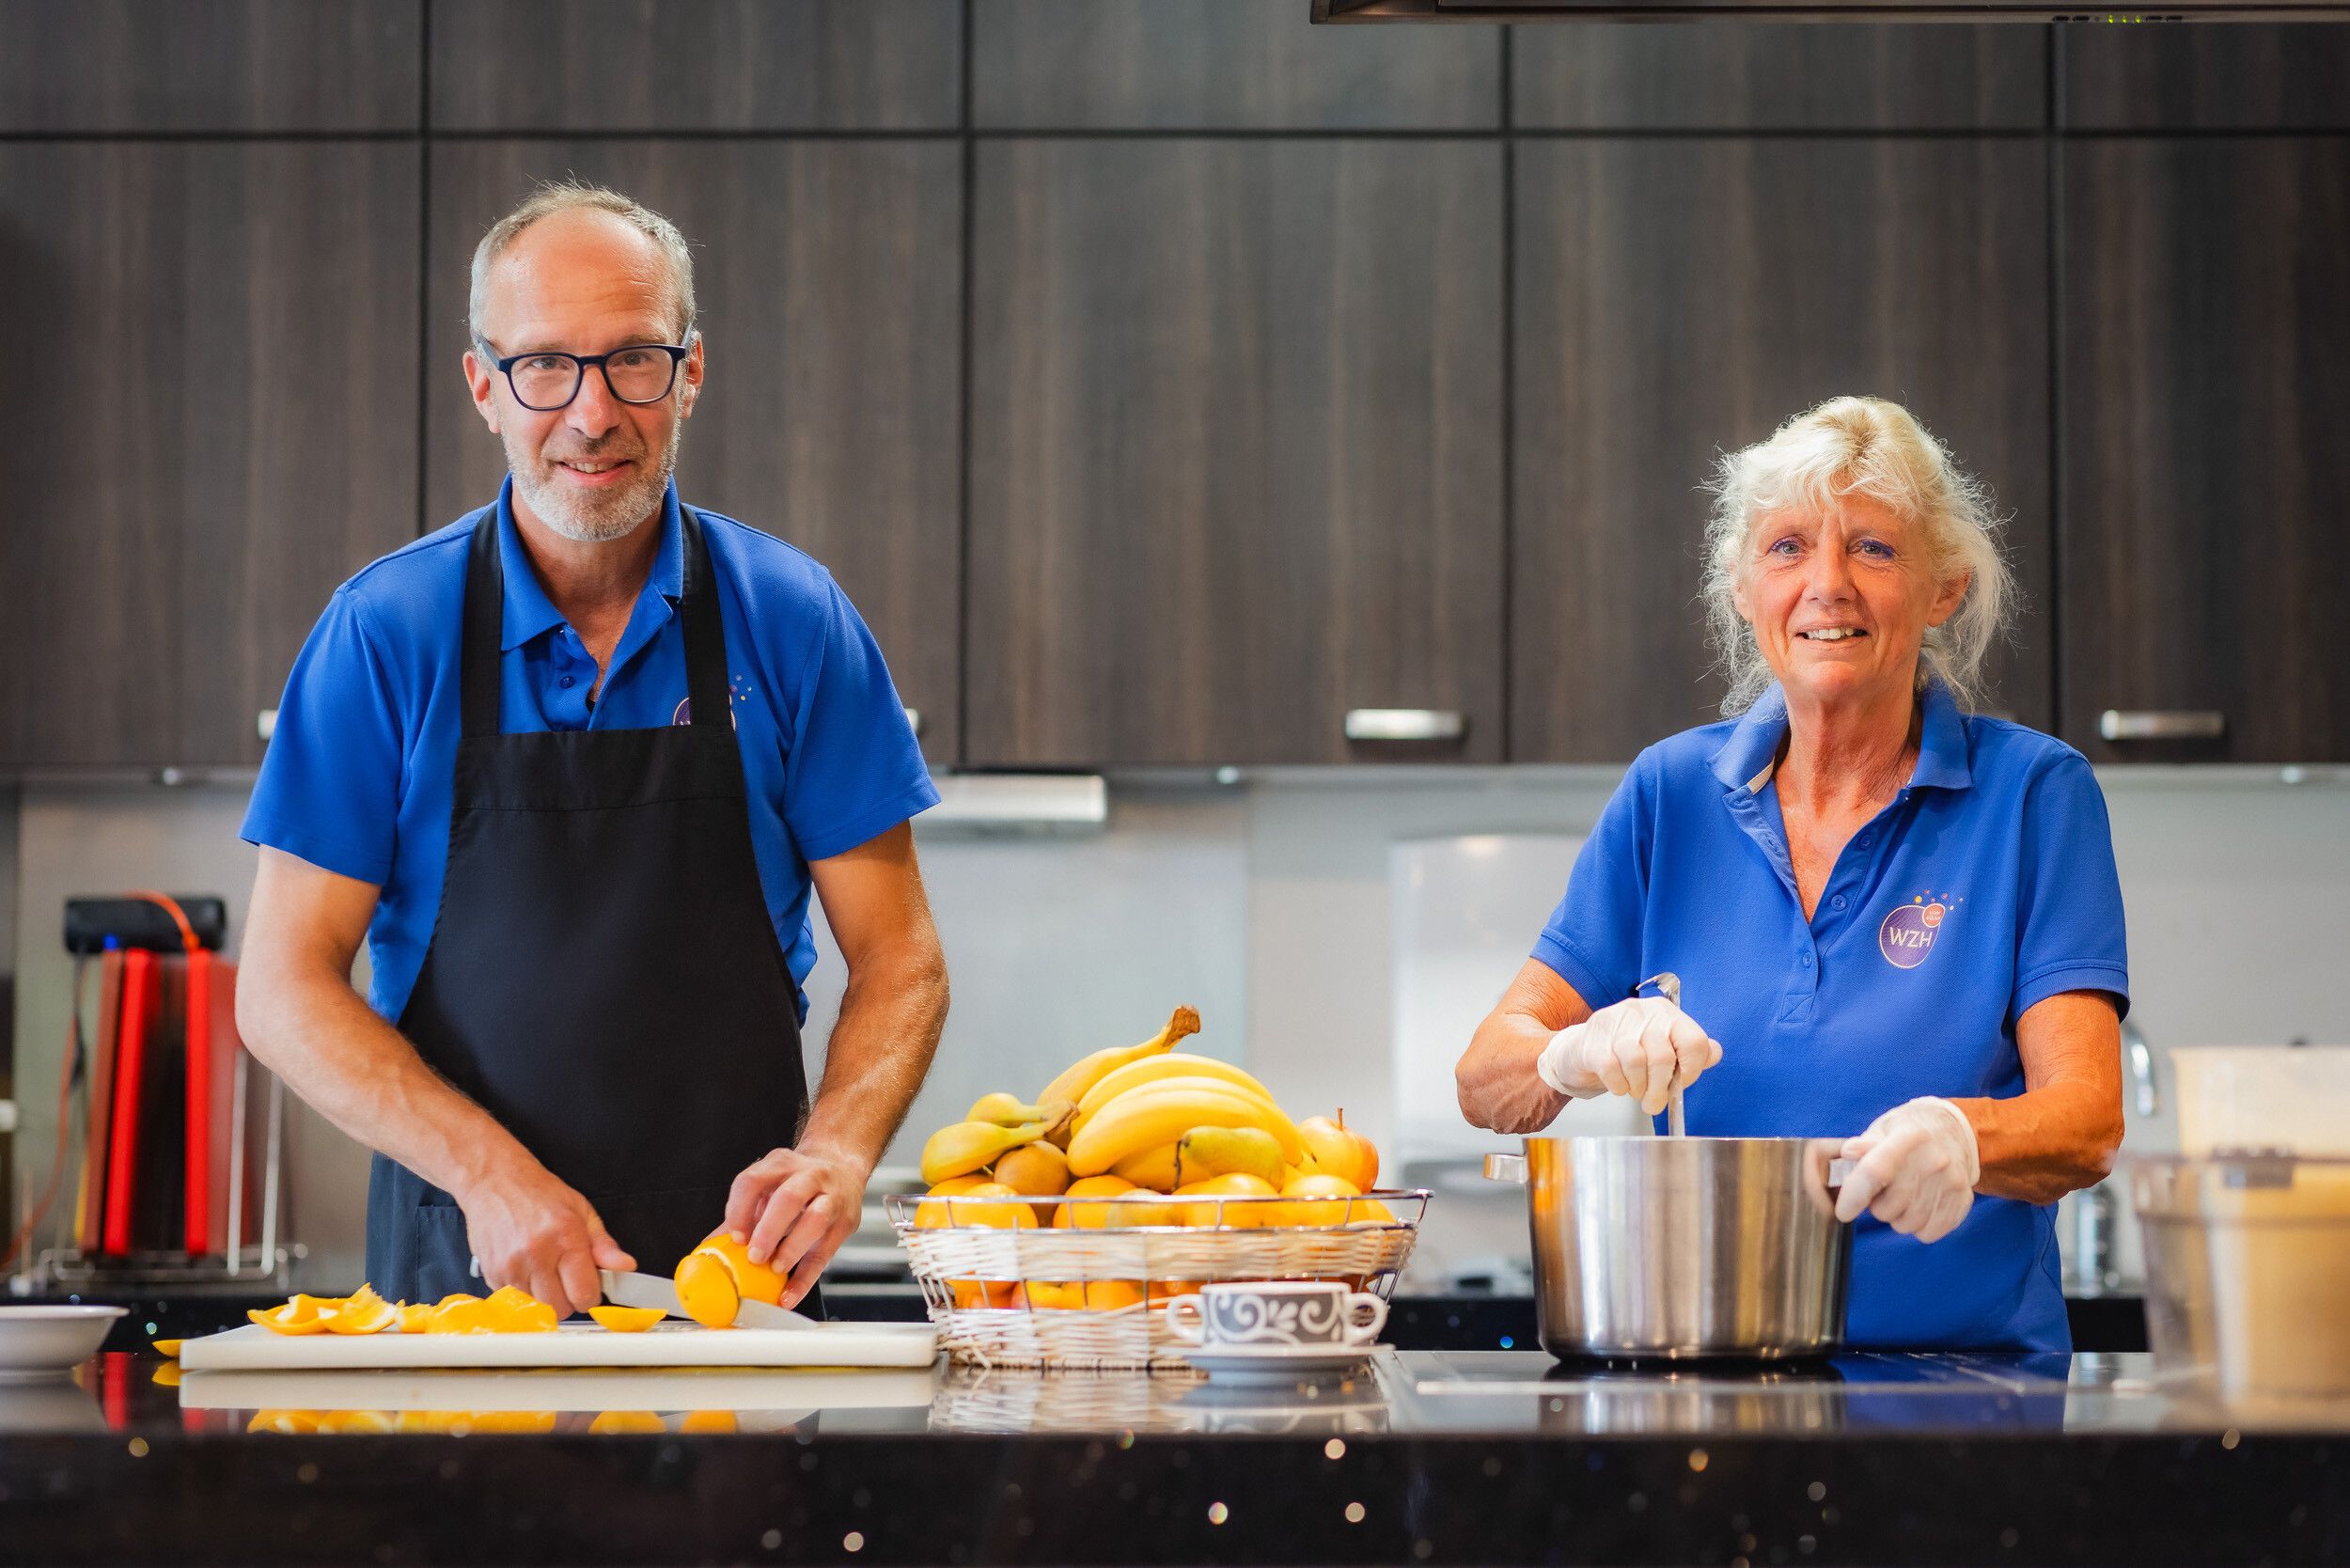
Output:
[{"xmin": 1163, "ymin": 1281, "xmax": 1387, "ymax": 1351}]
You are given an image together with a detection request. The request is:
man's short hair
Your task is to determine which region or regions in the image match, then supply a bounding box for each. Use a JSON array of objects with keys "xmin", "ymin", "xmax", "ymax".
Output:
[{"xmin": 468, "ymin": 180, "xmax": 697, "ymax": 345}]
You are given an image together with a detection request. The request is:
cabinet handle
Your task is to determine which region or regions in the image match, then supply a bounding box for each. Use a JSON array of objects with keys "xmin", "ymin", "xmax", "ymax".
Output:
[
  {"xmin": 903, "ymin": 707, "xmax": 923, "ymax": 737},
  {"xmin": 2099, "ymin": 709, "xmax": 2226, "ymax": 742},
  {"xmin": 1344, "ymin": 708, "xmax": 1466, "ymax": 744},
  {"xmin": 257, "ymin": 709, "xmax": 277, "ymax": 743}
]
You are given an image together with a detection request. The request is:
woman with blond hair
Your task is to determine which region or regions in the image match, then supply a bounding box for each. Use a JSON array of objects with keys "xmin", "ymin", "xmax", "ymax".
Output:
[{"xmin": 1458, "ymin": 398, "xmax": 2127, "ymax": 1351}]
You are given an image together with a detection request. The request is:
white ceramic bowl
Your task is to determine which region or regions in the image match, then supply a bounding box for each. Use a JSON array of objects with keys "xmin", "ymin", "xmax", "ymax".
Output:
[{"xmin": 0, "ymin": 1306, "xmax": 127, "ymax": 1380}]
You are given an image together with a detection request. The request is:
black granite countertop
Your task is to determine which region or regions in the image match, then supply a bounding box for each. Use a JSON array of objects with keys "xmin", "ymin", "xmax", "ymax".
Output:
[
  {"xmin": 0, "ymin": 1348, "xmax": 2339, "ymax": 1565},
  {"xmin": 12, "ymin": 1289, "xmax": 2154, "ymax": 1356}
]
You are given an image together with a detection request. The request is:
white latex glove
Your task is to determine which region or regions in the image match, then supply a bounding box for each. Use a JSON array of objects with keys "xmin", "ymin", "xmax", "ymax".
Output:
[
  {"xmin": 1834, "ymin": 1097, "xmax": 1981, "ymax": 1243},
  {"xmin": 1535, "ymin": 996, "xmax": 1723, "ymax": 1117}
]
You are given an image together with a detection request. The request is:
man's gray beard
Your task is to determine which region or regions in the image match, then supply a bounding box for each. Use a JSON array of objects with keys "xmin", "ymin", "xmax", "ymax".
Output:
[{"xmin": 507, "ymin": 422, "xmax": 682, "ymax": 544}]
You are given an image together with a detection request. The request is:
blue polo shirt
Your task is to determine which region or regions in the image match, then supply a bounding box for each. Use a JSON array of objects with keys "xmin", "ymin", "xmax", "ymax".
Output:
[
  {"xmin": 243, "ymin": 479, "xmax": 939, "ymax": 1024},
  {"xmin": 1532, "ymin": 681, "xmax": 2129, "ymax": 1352}
]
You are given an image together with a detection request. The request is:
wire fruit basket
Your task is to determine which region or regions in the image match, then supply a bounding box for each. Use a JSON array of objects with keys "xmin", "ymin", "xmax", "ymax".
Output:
[{"xmin": 886, "ymin": 1189, "xmax": 1430, "ymax": 1370}]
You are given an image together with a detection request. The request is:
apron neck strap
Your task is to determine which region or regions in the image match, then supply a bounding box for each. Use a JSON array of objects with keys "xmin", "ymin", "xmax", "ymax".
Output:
[
  {"xmin": 460, "ymin": 502, "xmax": 731, "ymax": 738},
  {"xmin": 676, "ymin": 506, "xmax": 732, "ymax": 729}
]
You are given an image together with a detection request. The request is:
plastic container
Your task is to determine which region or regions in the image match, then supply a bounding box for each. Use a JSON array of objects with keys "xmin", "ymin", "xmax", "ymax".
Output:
[
  {"xmin": 2129, "ymin": 1152, "xmax": 2350, "ymax": 1404},
  {"xmin": 2169, "ymin": 1045, "xmax": 2350, "ymax": 1157}
]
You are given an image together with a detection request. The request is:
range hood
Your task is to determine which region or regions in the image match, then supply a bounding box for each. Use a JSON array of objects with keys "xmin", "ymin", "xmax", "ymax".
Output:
[{"xmin": 1316, "ymin": 0, "xmax": 2345, "ymax": 19}]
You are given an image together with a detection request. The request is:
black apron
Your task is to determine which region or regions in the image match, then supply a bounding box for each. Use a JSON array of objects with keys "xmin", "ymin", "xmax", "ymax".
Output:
[{"xmin": 366, "ymin": 506, "xmax": 815, "ymax": 1312}]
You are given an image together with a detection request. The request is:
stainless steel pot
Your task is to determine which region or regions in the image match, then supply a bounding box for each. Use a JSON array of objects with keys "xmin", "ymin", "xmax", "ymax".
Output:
[{"xmin": 1486, "ymin": 1137, "xmax": 1852, "ymax": 1359}]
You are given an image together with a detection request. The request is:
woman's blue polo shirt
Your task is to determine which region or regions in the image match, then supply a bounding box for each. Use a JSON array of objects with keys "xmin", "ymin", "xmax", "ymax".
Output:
[
  {"xmin": 242, "ymin": 479, "xmax": 939, "ymax": 1026},
  {"xmin": 1532, "ymin": 681, "xmax": 2130, "ymax": 1352}
]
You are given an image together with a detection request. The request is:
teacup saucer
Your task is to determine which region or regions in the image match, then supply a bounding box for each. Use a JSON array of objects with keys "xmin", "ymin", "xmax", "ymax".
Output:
[{"xmin": 1176, "ymin": 1342, "xmax": 1388, "ymax": 1385}]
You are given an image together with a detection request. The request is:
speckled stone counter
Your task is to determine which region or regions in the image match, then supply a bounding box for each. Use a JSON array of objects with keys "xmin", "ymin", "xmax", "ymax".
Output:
[{"xmin": 1, "ymin": 1349, "xmax": 2341, "ymax": 1565}]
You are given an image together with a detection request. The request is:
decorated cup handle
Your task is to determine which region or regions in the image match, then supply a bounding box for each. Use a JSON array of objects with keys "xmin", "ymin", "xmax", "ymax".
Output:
[
  {"xmin": 1341, "ymin": 1294, "xmax": 1388, "ymax": 1345},
  {"xmin": 1164, "ymin": 1296, "xmax": 1206, "ymax": 1345}
]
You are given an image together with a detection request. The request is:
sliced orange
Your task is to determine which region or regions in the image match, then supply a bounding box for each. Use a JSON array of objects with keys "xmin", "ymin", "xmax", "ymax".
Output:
[
  {"xmin": 249, "ymin": 1409, "xmax": 323, "ymax": 1434},
  {"xmin": 588, "ymin": 1305, "xmax": 666, "ymax": 1334},
  {"xmin": 150, "ymin": 1339, "xmax": 184, "ymax": 1358},
  {"xmin": 324, "ymin": 1284, "xmax": 396, "ymax": 1335},
  {"xmin": 678, "ymin": 1410, "xmax": 738, "ymax": 1434},
  {"xmin": 150, "ymin": 1362, "xmax": 184, "ymax": 1388},
  {"xmin": 318, "ymin": 1410, "xmax": 397, "ymax": 1435},
  {"xmin": 434, "ymin": 1292, "xmax": 481, "ymax": 1309},
  {"xmin": 396, "ymin": 1302, "xmax": 436, "ymax": 1334},
  {"xmin": 248, "ymin": 1295, "xmax": 336, "ymax": 1335},
  {"xmin": 589, "ymin": 1410, "xmax": 666, "ymax": 1435}
]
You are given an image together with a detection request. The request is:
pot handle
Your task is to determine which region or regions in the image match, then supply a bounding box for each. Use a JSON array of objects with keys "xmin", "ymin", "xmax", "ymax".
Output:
[
  {"xmin": 1826, "ymin": 1158, "xmax": 1854, "ymax": 1188},
  {"xmin": 1483, "ymin": 1153, "xmax": 1527, "ymax": 1184}
]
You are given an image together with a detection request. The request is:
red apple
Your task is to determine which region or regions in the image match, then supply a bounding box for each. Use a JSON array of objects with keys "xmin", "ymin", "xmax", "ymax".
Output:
[{"xmin": 1296, "ymin": 1111, "xmax": 1379, "ymax": 1192}]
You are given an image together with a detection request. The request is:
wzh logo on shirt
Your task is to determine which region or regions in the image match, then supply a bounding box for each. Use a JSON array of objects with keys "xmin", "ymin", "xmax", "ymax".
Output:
[{"xmin": 1878, "ymin": 892, "xmax": 1958, "ymax": 970}]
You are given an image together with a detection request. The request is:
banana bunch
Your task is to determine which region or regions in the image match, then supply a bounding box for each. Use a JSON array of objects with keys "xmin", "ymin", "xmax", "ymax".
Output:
[{"xmin": 908, "ymin": 1007, "xmax": 1391, "ymax": 1237}]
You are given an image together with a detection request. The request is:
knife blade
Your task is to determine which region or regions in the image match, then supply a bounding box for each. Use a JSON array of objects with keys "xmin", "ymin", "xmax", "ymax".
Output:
[{"xmin": 598, "ymin": 1268, "xmax": 820, "ymax": 1331}]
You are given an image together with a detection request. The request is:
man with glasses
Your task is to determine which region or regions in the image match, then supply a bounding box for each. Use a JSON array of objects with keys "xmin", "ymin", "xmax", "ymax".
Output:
[{"xmin": 235, "ymin": 183, "xmax": 948, "ymax": 1320}]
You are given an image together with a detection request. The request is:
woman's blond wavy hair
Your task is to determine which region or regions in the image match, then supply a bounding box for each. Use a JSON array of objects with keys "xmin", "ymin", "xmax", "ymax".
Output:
[{"xmin": 1701, "ymin": 397, "xmax": 2016, "ymax": 716}]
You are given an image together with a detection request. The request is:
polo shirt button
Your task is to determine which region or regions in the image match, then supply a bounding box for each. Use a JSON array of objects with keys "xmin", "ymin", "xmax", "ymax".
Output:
[
  {"xmin": 560, "ymin": 675, "xmax": 574, "ymax": 688},
  {"xmin": 1800, "ymin": 951, "xmax": 1813, "ymax": 966},
  {"xmin": 1832, "ymin": 894, "xmax": 1847, "ymax": 911},
  {"xmin": 1858, "ymin": 835, "xmax": 1872, "ymax": 849}
]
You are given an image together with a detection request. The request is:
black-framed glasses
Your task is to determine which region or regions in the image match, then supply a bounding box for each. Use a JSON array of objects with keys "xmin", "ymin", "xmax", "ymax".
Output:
[{"xmin": 477, "ymin": 339, "xmax": 692, "ymax": 411}]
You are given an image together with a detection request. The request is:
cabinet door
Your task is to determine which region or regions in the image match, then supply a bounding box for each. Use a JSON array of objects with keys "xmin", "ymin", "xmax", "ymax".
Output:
[
  {"xmin": 972, "ymin": 0, "xmax": 1498, "ymax": 129},
  {"xmin": 430, "ymin": 0, "xmax": 961, "ymax": 131},
  {"xmin": 2060, "ymin": 139, "xmax": 2350, "ymax": 762},
  {"xmin": 1512, "ymin": 139, "xmax": 2053, "ymax": 760},
  {"xmin": 0, "ymin": 0, "xmax": 419, "ymax": 132},
  {"xmin": 0, "ymin": 143, "xmax": 421, "ymax": 769},
  {"xmin": 425, "ymin": 141, "xmax": 964, "ymax": 762},
  {"xmin": 969, "ymin": 140, "xmax": 1505, "ymax": 766},
  {"xmin": 2063, "ymin": 23, "xmax": 2350, "ymax": 130},
  {"xmin": 1512, "ymin": 23, "xmax": 2044, "ymax": 131}
]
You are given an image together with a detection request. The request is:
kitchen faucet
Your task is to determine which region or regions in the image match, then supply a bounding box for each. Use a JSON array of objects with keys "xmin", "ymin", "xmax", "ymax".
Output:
[{"xmin": 2122, "ymin": 1016, "xmax": 2159, "ymax": 1118}]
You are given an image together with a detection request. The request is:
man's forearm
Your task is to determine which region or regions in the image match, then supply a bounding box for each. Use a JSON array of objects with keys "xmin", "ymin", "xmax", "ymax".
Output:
[
  {"xmin": 796, "ymin": 940, "xmax": 948, "ymax": 1171},
  {"xmin": 237, "ymin": 964, "xmax": 531, "ymax": 1201}
]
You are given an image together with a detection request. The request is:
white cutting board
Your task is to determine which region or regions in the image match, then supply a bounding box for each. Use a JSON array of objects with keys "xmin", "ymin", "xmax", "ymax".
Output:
[
  {"xmin": 179, "ymin": 1320, "xmax": 938, "ymax": 1372},
  {"xmin": 178, "ymin": 1364, "xmax": 939, "ymax": 1415}
]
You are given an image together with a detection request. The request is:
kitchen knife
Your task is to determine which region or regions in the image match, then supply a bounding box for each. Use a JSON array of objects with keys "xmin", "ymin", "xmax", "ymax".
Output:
[{"xmin": 598, "ymin": 1268, "xmax": 819, "ymax": 1331}]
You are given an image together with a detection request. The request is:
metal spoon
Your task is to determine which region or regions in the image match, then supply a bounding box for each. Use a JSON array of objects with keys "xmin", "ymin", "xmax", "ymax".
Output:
[{"xmin": 1634, "ymin": 971, "xmax": 1686, "ymax": 1137}]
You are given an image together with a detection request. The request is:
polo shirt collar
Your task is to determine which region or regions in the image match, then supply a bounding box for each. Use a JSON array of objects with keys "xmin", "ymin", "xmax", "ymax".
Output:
[
  {"xmin": 1706, "ymin": 678, "xmax": 1975, "ymax": 794},
  {"xmin": 494, "ymin": 476, "xmax": 685, "ymax": 653}
]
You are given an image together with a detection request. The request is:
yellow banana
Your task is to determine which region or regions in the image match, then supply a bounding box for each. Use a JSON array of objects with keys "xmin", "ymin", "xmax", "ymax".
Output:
[
  {"xmin": 1109, "ymin": 1142, "xmax": 1181, "ymax": 1191},
  {"xmin": 1175, "ymin": 1125, "xmax": 1285, "ymax": 1187},
  {"xmin": 1065, "ymin": 1080, "xmax": 1305, "ymax": 1176},
  {"xmin": 919, "ymin": 1118, "xmax": 1049, "ymax": 1185},
  {"xmin": 1070, "ymin": 1068, "xmax": 1296, "ymax": 1148},
  {"xmin": 966, "ymin": 1092, "xmax": 1075, "ymax": 1137},
  {"xmin": 1036, "ymin": 1006, "xmax": 1202, "ymax": 1118},
  {"xmin": 1073, "ymin": 1053, "xmax": 1275, "ymax": 1124}
]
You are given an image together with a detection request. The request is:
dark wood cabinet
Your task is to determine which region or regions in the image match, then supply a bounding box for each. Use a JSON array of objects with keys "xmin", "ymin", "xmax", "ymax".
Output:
[
  {"xmin": 424, "ymin": 141, "xmax": 965, "ymax": 762},
  {"xmin": 1512, "ymin": 24, "xmax": 2045, "ymax": 130},
  {"xmin": 2059, "ymin": 138, "xmax": 2350, "ymax": 763},
  {"xmin": 972, "ymin": 0, "xmax": 1498, "ymax": 129},
  {"xmin": 1512, "ymin": 138, "xmax": 2054, "ymax": 761},
  {"xmin": 430, "ymin": 0, "xmax": 962, "ymax": 132},
  {"xmin": 0, "ymin": 0, "xmax": 420, "ymax": 133},
  {"xmin": 0, "ymin": 144, "xmax": 422, "ymax": 768},
  {"xmin": 968, "ymin": 140, "xmax": 1506, "ymax": 766},
  {"xmin": 2062, "ymin": 24, "xmax": 2350, "ymax": 130}
]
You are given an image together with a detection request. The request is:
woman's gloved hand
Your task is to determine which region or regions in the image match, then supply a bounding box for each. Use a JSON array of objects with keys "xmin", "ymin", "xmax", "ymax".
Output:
[
  {"xmin": 1535, "ymin": 996, "xmax": 1723, "ymax": 1117},
  {"xmin": 1834, "ymin": 1097, "xmax": 1981, "ymax": 1243}
]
